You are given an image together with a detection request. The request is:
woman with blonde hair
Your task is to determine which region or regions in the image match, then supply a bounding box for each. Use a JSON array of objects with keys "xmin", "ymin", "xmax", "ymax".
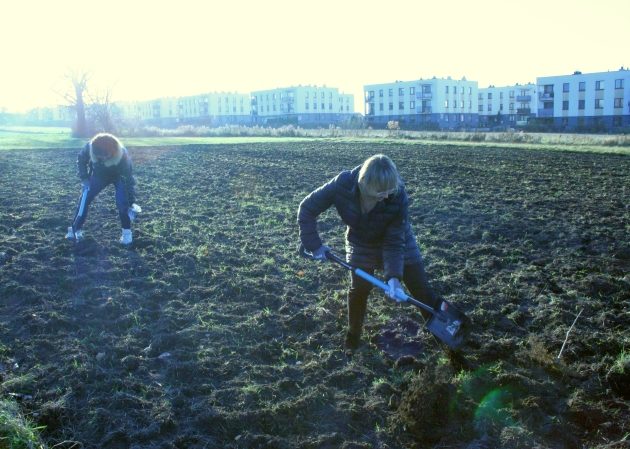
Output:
[
  {"xmin": 66, "ymin": 133, "xmax": 139, "ymax": 245},
  {"xmin": 298, "ymin": 154, "xmax": 440, "ymax": 350}
]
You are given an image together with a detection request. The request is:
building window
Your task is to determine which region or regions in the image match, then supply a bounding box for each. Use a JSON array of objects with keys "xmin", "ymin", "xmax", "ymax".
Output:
[
  {"xmin": 562, "ymin": 100, "xmax": 569, "ymax": 110},
  {"xmin": 500, "ymin": 92, "xmax": 503, "ymax": 99},
  {"xmin": 509, "ymin": 90, "xmax": 515, "ymax": 98},
  {"xmin": 613, "ymin": 116, "xmax": 622, "ymax": 127},
  {"xmin": 410, "ymin": 101, "xmax": 415, "ymax": 109},
  {"xmin": 399, "ymin": 88, "xmax": 404, "ymax": 96},
  {"xmin": 579, "ymin": 82, "xmax": 585, "ymax": 91},
  {"xmin": 487, "ymin": 104, "xmax": 492, "ymax": 112},
  {"xmin": 500, "ymin": 104, "xmax": 504, "ymax": 111},
  {"xmin": 389, "ymin": 88, "xmax": 393, "ymax": 96},
  {"xmin": 422, "ymin": 85, "xmax": 431, "ymax": 94},
  {"xmin": 595, "ymin": 99, "xmax": 604, "ymax": 109},
  {"xmin": 445, "ymin": 86, "xmax": 449, "ymax": 94},
  {"xmin": 509, "ymin": 103, "xmax": 514, "ymax": 111},
  {"xmin": 460, "ymin": 114, "xmax": 464, "ymax": 122},
  {"xmin": 379, "ymin": 89, "xmax": 383, "ymax": 97},
  {"xmin": 410, "ymin": 87, "xmax": 415, "ymax": 95},
  {"xmin": 321, "ymin": 103, "xmax": 325, "ymax": 110},
  {"xmin": 478, "ymin": 93, "xmax": 483, "ymax": 100},
  {"xmin": 399, "ymin": 101, "xmax": 404, "ymax": 110},
  {"xmin": 615, "ymin": 79, "xmax": 624, "ymax": 89},
  {"xmin": 329, "ymin": 103, "xmax": 333, "ymax": 110},
  {"xmin": 468, "ymin": 87, "xmax": 472, "ymax": 95},
  {"xmin": 563, "ymin": 83, "xmax": 570, "ymax": 92},
  {"xmin": 578, "ymin": 100, "xmax": 585, "ymax": 110},
  {"xmin": 478, "ymin": 105, "xmax": 483, "ymax": 112},
  {"xmin": 379, "ymin": 103, "xmax": 383, "ymax": 111},
  {"xmin": 314, "ymin": 103, "xmax": 317, "ymax": 110},
  {"xmin": 389, "ymin": 102, "xmax": 393, "ymax": 111},
  {"xmin": 305, "ymin": 103, "xmax": 309, "ymax": 110},
  {"xmin": 445, "ymin": 100, "xmax": 449, "ymax": 108},
  {"xmin": 614, "ymin": 98, "xmax": 623, "ymax": 108},
  {"xmin": 460, "ymin": 101, "xmax": 464, "ymax": 109},
  {"xmin": 488, "ymin": 92, "xmax": 493, "ymax": 100},
  {"xmin": 595, "ymin": 80, "xmax": 604, "ymax": 90}
]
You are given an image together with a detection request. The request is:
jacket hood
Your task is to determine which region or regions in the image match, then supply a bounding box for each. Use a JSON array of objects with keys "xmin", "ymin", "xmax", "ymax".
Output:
[{"xmin": 89, "ymin": 142, "xmax": 124, "ymax": 167}]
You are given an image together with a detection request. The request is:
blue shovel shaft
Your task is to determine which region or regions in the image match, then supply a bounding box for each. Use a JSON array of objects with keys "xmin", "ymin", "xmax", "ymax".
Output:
[
  {"xmin": 77, "ymin": 186, "xmax": 90, "ymax": 218},
  {"xmin": 352, "ymin": 266, "xmax": 434, "ymax": 313},
  {"xmin": 299, "ymin": 244, "xmax": 433, "ymax": 314}
]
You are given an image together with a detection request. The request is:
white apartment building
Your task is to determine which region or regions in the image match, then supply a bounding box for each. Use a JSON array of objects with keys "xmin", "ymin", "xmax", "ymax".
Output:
[
  {"xmin": 364, "ymin": 77, "xmax": 479, "ymax": 129},
  {"xmin": 537, "ymin": 68, "xmax": 630, "ymax": 131},
  {"xmin": 251, "ymin": 85, "xmax": 354, "ymax": 126},
  {"xmin": 116, "ymin": 100, "xmax": 154, "ymax": 122},
  {"xmin": 116, "ymin": 92, "xmax": 250, "ymax": 126},
  {"xmin": 478, "ymin": 83, "xmax": 538, "ymax": 127},
  {"xmin": 24, "ymin": 105, "xmax": 74, "ymax": 124}
]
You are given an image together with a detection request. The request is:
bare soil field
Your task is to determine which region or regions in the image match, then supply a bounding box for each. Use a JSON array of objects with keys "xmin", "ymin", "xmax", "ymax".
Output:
[{"xmin": 0, "ymin": 141, "xmax": 628, "ymax": 449}]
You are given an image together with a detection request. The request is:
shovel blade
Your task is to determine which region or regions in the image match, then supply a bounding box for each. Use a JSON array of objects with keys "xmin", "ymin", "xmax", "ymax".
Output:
[{"xmin": 425, "ymin": 300, "xmax": 471, "ymax": 350}]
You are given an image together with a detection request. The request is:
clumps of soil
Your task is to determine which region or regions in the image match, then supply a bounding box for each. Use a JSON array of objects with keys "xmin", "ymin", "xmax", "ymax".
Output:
[
  {"xmin": 1, "ymin": 142, "xmax": 629, "ymax": 448},
  {"xmin": 393, "ymin": 361, "xmax": 461, "ymax": 444}
]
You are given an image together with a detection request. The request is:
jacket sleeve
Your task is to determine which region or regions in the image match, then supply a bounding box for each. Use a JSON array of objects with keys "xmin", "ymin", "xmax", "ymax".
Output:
[
  {"xmin": 119, "ymin": 150, "xmax": 136, "ymax": 205},
  {"xmin": 297, "ymin": 174, "xmax": 339, "ymax": 252},
  {"xmin": 76, "ymin": 144, "xmax": 91, "ymax": 181},
  {"xmin": 382, "ymin": 188, "xmax": 408, "ymax": 280}
]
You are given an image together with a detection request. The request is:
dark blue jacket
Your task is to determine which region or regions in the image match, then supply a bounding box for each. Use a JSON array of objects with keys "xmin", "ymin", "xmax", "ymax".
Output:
[
  {"xmin": 298, "ymin": 166, "xmax": 421, "ymax": 280},
  {"xmin": 77, "ymin": 143, "xmax": 136, "ymax": 204}
]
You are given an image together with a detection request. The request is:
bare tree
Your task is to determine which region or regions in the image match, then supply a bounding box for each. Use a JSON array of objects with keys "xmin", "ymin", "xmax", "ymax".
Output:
[
  {"xmin": 58, "ymin": 70, "xmax": 89, "ymax": 138},
  {"xmin": 56, "ymin": 70, "xmax": 119, "ymax": 137},
  {"xmin": 86, "ymin": 87, "xmax": 117, "ymax": 134}
]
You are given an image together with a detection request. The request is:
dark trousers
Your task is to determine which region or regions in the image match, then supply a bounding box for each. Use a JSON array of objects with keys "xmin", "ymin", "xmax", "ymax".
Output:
[
  {"xmin": 347, "ymin": 262, "xmax": 440, "ymax": 337},
  {"xmin": 72, "ymin": 175, "xmax": 131, "ymax": 231}
]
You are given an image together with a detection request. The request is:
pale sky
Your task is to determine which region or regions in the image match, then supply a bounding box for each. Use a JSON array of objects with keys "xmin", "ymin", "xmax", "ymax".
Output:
[{"xmin": 1, "ymin": 0, "xmax": 628, "ymax": 113}]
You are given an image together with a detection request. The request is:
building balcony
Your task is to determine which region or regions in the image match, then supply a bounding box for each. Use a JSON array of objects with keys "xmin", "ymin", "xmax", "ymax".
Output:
[
  {"xmin": 517, "ymin": 108, "xmax": 531, "ymax": 114},
  {"xmin": 538, "ymin": 109, "xmax": 554, "ymax": 118},
  {"xmin": 539, "ymin": 92, "xmax": 554, "ymax": 99},
  {"xmin": 416, "ymin": 106, "xmax": 432, "ymax": 113},
  {"xmin": 416, "ymin": 93, "xmax": 432, "ymax": 100},
  {"xmin": 516, "ymin": 95, "xmax": 531, "ymax": 102}
]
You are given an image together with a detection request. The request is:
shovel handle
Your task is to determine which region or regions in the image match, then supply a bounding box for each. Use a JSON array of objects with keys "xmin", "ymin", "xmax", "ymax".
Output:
[{"xmin": 299, "ymin": 244, "xmax": 434, "ymax": 313}]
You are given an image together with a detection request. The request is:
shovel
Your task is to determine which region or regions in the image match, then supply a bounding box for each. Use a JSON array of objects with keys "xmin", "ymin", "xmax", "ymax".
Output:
[{"xmin": 300, "ymin": 245, "xmax": 471, "ymax": 350}]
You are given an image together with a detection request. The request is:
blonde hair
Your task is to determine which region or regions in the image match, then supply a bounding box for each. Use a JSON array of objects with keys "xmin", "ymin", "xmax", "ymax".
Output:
[
  {"xmin": 90, "ymin": 133, "xmax": 122, "ymax": 159},
  {"xmin": 358, "ymin": 154, "xmax": 401, "ymax": 194}
]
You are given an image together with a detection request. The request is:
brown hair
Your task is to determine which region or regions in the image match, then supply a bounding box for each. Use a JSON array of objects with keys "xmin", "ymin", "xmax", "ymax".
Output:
[{"xmin": 91, "ymin": 133, "xmax": 122, "ymax": 159}]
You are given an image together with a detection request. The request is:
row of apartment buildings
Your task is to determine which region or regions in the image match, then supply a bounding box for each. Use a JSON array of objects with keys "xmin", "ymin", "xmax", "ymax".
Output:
[
  {"xmin": 21, "ymin": 68, "xmax": 630, "ymax": 132},
  {"xmin": 365, "ymin": 68, "xmax": 630, "ymax": 131}
]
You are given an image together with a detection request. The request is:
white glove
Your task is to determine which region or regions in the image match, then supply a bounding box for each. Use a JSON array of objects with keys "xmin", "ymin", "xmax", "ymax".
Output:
[
  {"xmin": 128, "ymin": 203, "xmax": 142, "ymax": 221},
  {"xmin": 312, "ymin": 245, "xmax": 330, "ymax": 262},
  {"xmin": 387, "ymin": 278, "xmax": 407, "ymax": 302}
]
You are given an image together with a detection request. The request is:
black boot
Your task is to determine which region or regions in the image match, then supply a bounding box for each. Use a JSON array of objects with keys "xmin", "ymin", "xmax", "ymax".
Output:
[{"xmin": 344, "ymin": 331, "xmax": 360, "ymax": 351}]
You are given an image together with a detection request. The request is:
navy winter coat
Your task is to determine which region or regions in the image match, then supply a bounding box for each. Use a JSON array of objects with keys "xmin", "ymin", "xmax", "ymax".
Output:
[
  {"xmin": 298, "ymin": 166, "xmax": 422, "ymax": 280},
  {"xmin": 77, "ymin": 142, "xmax": 136, "ymax": 204}
]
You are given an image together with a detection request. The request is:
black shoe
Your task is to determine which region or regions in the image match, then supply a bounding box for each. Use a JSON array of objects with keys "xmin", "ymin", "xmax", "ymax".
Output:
[{"xmin": 344, "ymin": 331, "xmax": 360, "ymax": 351}]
